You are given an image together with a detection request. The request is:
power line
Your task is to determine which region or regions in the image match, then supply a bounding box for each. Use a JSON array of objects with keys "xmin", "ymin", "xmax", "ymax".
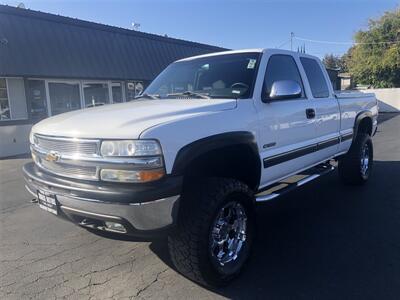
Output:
[
  {"xmin": 294, "ymin": 36, "xmax": 400, "ymax": 45},
  {"xmin": 276, "ymin": 39, "xmax": 290, "ymax": 48}
]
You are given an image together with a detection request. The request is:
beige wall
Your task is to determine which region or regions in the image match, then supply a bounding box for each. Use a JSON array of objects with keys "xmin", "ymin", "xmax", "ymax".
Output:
[
  {"xmin": 0, "ymin": 124, "xmax": 32, "ymax": 157},
  {"xmin": 359, "ymin": 88, "xmax": 400, "ymax": 112}
]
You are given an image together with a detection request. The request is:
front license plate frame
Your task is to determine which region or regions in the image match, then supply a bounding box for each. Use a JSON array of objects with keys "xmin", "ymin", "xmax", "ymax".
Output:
[{"xmin": 37, "ymin": 190, "xmax": 58, "ymax": 215}]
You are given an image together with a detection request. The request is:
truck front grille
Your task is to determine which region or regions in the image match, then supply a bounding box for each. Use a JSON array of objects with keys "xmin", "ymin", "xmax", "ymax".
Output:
[
  {"xmin": 38, "ymin": 159, "xmax": 98, "ymax": 180},
  {"xmin": 36, "ymin": 135, "xmax": 99, "ymax": 156},
  {"xmin": 32, "ymin": 135, "xmax": 101, "ymax": 181}
]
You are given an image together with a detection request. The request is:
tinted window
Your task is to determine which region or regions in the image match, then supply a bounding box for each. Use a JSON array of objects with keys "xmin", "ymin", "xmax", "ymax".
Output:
[
  {"xmin": 300, "ymin": 57, "xmax": 330, "ymax": 98},
  {"xmin": 264, "ymin": 55, "xmax": 304, "ymax": 99}
]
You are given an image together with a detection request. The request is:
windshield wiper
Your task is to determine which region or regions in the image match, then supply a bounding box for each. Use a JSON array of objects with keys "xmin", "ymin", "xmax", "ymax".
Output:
[
  {"xmin": 135, "ymin": 93, "xmax": 160, "ymax": 100},
  {"xmin": 167, "ymin": 91, "xmax": 211, "ymax": 99}
]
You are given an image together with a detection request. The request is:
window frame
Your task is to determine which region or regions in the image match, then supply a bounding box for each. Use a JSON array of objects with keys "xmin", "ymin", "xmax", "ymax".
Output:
[
  {"xmin": 299, "ymin": 57, "xmax": 330, "ymax": 99},
  {"xmin": 262, "ymin": 54, "xmax": 307, "ymax": 102},
  {"xmin": 26, "ymin": 79, "xmax": 48, "ymax": 121},
  {"xmin": 0, "ymin": 77, "xmax": 11, "ymax": 121},
  {"xmin": 81, "ymin": 81, "xmax": 111, "ymax": 108},
  {"xmin": 110, "ymin": 81, "xmax": 125, "ymax": 104},
  {"xmin": 37, "ymin": 79, "xmax": 129, "ymax": 117},
  {"xmin": 46, "ymin": 80, "xmax": 82, "ymax": 116}
]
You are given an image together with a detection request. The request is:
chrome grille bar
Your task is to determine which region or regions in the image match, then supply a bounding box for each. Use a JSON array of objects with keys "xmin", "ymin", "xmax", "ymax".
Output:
[
  {"xmin": 32, "ymin": 134, "xmax": 101, "ymax": 181},
  {"xmin": 38, "ymin": 159, "xmax": 98, "ymax": 180},
  {"xmin": 35, "ymin": 134, "xmax": 100, "ymax": 157}
]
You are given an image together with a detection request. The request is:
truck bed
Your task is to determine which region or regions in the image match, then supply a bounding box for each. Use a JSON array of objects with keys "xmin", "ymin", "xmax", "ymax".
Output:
[{"xmin": 335, "ymin": 91, "xmax": 375, "ymax": 99}]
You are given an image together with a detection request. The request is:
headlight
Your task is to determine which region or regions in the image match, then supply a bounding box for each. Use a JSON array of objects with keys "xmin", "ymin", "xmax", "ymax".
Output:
[
  {"xmin": 100, "ymin": 139, "xmax": 164, "ymax": 183},
  {"xmin": 100, "ymin": 140, "xmax": 162, "ymax": 157}
]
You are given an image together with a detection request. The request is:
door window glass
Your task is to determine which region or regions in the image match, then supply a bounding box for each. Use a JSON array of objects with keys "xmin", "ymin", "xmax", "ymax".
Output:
[
  {"xmin": 263, "ymin": 55, "xmax": 304, "ymax": 99},
  {"xmin": 300, "ymin": 57, "xmax": 330, "ymax": 98},
  {"xmin": 48, "ymin": 82, "xmax": 81, "ymax": 115},
  {"xmin": 83, "ymin": 83, "xmax": 110, "ymax": 108}
]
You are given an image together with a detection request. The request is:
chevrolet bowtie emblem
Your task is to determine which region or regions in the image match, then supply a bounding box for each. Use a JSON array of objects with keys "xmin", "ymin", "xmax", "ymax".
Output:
[{"xmin": 45, "ymin": 151, "xmax": 61, "ymax": 162}]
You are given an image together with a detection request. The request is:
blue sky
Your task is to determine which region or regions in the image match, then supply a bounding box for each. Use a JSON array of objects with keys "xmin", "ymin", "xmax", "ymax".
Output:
[{"xmin": 2, "ymin": 0, "xmax": 399, "ymax": 58}]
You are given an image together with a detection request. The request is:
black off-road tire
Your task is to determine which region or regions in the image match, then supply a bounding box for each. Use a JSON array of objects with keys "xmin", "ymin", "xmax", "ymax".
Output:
[
  {"xmin": 338, "ymin": 133, "xmax": 373, "ymax": 185},
  {"xmin": 168, "ymin": 178, "xmax": 255, "ymax": 287}
]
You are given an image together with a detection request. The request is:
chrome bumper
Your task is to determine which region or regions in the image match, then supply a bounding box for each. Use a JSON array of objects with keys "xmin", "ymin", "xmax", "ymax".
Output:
[{"xmin": 23, "ymin": 162, "xmax": 181, "ymax": 237}]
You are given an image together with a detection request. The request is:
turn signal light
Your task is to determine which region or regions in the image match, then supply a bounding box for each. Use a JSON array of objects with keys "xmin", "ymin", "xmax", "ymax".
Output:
[{"xmin": 100, "ymin": 168, "xmax": 165, "ymax": 183}]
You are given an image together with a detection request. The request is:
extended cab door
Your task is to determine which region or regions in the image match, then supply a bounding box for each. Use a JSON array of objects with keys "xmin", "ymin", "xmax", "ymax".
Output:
[
  {"xmin": 256, "ymin": 53, "xmax": 318, "ymax": 187},
  {"xmin": 299, "ymin": 56, "xmax": 340, "ymax": 161}
]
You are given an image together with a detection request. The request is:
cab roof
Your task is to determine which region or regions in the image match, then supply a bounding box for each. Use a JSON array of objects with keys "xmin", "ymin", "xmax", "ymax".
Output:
[{"xmin": 176, "ymin": 48, "xmax": 320, "ymax": 62}]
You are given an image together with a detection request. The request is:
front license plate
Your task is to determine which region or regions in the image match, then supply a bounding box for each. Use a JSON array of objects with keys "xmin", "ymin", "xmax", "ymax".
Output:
[{"xmin": 37, "ymin": 190, "xmax": 58, "ymax": 215}]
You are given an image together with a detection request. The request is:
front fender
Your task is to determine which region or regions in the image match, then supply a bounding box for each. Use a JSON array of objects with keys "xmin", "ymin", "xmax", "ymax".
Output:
[
  {"xmin": 139, "ymin": 100, "xmax": 258, "ymax": 174},
  {"xmin": 171, "ymin": 131, "xmax": 259, "ymax": 175}
]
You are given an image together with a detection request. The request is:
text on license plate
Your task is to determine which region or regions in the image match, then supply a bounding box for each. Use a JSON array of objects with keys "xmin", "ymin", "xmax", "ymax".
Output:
[{"xmin": 37, "ymin": 191, "xmax": 58, "ymax": 215}]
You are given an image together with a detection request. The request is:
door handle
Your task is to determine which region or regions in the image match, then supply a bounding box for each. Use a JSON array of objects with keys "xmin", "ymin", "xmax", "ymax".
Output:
[{"xmin": 306, "ymin": 108, "xmax": 315, "ymax": 119}]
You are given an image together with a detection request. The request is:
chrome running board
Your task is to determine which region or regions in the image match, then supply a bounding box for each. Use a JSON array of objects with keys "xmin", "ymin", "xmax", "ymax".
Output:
[{"xmin": 255, "ymin": 163, "xmax": 335, "ymax": 203}]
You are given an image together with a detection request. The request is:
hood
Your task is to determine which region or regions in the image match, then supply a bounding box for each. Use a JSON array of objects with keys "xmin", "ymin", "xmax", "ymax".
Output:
[{"xmin": 32, "ymin": 99, "xmax": 237, "ymax": 139}]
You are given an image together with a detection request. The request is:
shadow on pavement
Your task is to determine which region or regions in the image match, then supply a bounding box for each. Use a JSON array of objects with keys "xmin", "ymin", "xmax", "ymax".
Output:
[
  {"xmin": 0, "ymin": 153, "xmax": 31, "ymax": 160},
  {"xmin": 77, "ymin": 160, "xmax": 400, "ymax": 299},
  {"xmin": 378, "ymin": 112, "xmax": 399, "ymax": 124},
  {"xmin": 149, "ymin": 160, "xmax": 400, "ymax": 299}
]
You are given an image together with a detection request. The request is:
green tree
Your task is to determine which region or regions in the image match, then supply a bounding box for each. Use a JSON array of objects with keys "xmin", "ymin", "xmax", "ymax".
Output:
[
  {"xmin": 322, "ymin": 54, "xmax": 341, "ymax": 69},
  {"xmin": 323, "ymin": 53, "xmax": 350, "ymax": 72},
  {"xmin": 347, "ymin": 7, "xmax": 400, "ymax": 88},
  {"xmin": 338, "ymin": 51, "xmax": 351, "ymax": 73}
]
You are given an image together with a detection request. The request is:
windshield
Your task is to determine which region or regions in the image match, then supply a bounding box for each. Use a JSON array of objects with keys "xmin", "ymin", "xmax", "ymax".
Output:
[{"xmin": 144, "ymin": 52, "xmax": 261, "ymax": 99}]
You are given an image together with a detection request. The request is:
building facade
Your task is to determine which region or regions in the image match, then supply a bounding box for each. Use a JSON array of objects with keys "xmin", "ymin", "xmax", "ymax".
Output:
[{"xmin": 0, "ymin": 5, "xmax": 225, "ymax": 157}]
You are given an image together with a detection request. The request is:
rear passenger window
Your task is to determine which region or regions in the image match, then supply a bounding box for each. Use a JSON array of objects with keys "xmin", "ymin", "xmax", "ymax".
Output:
[
  {"xmin": 263, "ymin": 55, "xmax": 305, "ymax": 99},
  {"xmin": 300, "ymin": 57, "xmax": 330, "ymax": 98}
]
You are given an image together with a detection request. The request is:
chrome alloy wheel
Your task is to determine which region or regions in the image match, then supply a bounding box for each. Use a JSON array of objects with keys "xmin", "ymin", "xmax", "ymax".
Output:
[
  {"xmin": 360, "ymin": 143, "xmax": 370, "ymax": 176},
  {"xmin": 210, "ymin": 201, "xmax": 247, "ymax": 266}
]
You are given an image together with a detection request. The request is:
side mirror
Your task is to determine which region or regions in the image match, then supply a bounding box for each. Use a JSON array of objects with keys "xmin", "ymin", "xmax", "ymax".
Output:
[{"xmin": 265, "ymin": 80, "xmax": 302, "ymax": 101}]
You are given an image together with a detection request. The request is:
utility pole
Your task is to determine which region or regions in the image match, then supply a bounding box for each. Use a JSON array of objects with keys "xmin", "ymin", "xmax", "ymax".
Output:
[{"xmin": 290, "ymin": 32, "xmax": 294, "ymax": 51}]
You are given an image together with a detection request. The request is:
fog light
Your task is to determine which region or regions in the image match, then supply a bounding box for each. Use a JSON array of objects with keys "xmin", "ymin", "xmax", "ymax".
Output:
[{"xmin": 104, "ymin": 221, "xmax": 127, "ymax": 233}]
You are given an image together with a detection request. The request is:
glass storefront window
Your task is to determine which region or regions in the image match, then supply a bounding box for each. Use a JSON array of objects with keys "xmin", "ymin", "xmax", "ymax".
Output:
[
  {"xmin": 125, "ymin": 81, "xmax": 144, "ymax": 101},
  {"xmin": 135, "ymin": 82, "xmax": 144, "ymax": 96},
  {"xmin": 48, "ymin": 82, "xmax": 81, "ymax": 115},
  {"xmin": 0, "ymin": 78, "xmax": 11, "ymax": 121},
  {"xmin": 27, "ymin": 80, "xmax": 47, "ymax": 120},
  {"xmin": 111, "ymin": 82, "xmax": 123, "ymax": 103},
  {"xmin": 125, "ymin": 81, "xmax": 136, "ymax": 101},
  {"xmin": 0, "ymin": 78, "xmax": 10, "ymax": 120},
  {"xmin": 83, "ymin": 83, "xmax": 110, "ymax": 108}
]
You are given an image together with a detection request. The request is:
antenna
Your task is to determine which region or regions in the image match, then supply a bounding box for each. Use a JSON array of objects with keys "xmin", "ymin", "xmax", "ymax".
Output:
[
  {"xmin": 17, "ymin": 2, "xmax": 26, "ymax": 9},
  {"xmin": 131, "ymin": 22, "xmax": 141, "ymax": 31}
]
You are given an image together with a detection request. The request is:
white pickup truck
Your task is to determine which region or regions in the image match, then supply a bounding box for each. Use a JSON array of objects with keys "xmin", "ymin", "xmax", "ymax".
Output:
[{"xmin": 24, "ymin": 49, "xmax": 378, "ymax": 286}]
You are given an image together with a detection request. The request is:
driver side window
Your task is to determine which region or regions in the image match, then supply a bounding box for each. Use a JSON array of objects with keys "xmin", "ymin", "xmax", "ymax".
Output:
[{"xmin": 263, "ymin": 55, "xmax": 305, "ymax": 100}]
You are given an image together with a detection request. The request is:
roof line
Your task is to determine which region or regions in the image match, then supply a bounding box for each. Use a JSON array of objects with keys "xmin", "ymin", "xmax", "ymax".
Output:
[{"xmin": 0, "ymin": 4, "xmax": 226, "ymax": 51}]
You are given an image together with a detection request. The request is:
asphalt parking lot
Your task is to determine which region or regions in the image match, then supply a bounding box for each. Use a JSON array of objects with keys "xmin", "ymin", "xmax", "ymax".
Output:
[{"xmin": 1, "ymin": 113, "xmax": 400, "ymax": 300}]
